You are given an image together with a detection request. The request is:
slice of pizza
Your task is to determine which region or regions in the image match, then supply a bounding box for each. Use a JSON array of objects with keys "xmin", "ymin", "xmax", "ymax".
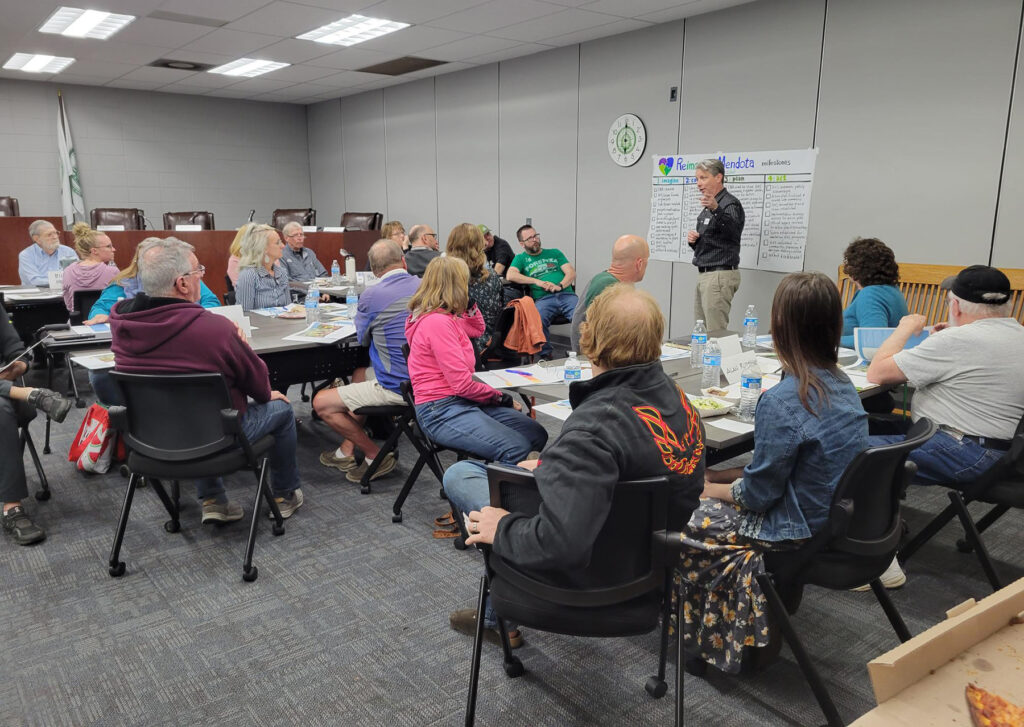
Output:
[{"xmin": 966, "ymin": 684, "xmax": 1024, "ymax": 727}]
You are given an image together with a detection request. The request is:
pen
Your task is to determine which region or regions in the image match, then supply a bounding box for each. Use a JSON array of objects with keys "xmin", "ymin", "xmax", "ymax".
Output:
[{"xmin": 506, "ymin": 369, "xmax": 531, "ymax": 376}]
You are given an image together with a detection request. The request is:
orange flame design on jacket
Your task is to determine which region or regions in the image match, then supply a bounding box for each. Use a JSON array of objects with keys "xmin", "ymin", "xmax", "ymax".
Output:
[{"xmin": 632, "ymin": 390, "xmax": 704, "ymax": 475}]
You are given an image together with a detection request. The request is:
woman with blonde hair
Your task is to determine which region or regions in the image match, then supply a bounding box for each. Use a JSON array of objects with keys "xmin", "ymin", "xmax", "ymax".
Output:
[
  {"xmin": 226, "ymin": 223, "xmax": 254, "ymax": 285},
  {"xmin": 381, "ymin": 220, "xmax": 409, "ymax": 252},
  {"xmin": 61, "ymin": 222, "xmax": 119, "ymax": 312},
  {"xmin": 234, "ymin": 224, "xmax": 290, "ymax": 311},
  {"xmin": 405, "ymin": 256, "xmax": 547, "ymax": 463},
  {"xmin": 445, "ymin": 223, "xmax": 503, "ymax": 356}
]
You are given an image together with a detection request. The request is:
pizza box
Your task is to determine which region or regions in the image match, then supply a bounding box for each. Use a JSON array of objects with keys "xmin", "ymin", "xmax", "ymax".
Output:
[{"xmin": 851, "ymin": 577, "xmax": 1024, "ymax": 725}]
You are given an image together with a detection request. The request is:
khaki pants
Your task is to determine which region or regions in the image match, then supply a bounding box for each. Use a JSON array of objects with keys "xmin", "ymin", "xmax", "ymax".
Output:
[{"xmin": 694, "ymin": 269, "xmax": 741, "ymax": 332}]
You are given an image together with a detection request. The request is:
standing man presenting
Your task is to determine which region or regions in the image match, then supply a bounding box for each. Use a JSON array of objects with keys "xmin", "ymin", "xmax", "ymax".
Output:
[{"xmin": 686, "ymin": 158, "xmax": 745, "ymax": 331}]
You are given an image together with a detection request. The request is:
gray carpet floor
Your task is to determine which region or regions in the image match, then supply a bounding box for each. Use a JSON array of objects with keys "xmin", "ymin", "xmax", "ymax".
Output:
[{"xmin": 2, "ymin": 368, "xmax": 1021, "ymax": 726}]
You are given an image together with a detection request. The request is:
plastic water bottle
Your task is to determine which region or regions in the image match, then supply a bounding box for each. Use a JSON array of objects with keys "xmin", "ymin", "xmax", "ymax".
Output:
[
  {"xmin": 563, "ymin": 351, "xmax": 582, "ymax": 382},
  {"xmin": 305, "ymin": 283, "xmax": 320, "ymax": 323},
  {"xmin": 701, "ymin": 338, "xmax": 721, "ymax": 389},
  {"xmin": 346, "ymin": 286, "xmax": 358, "ymax": 319},
  {"xmin": 742, "ymin": 304, "xmax": 758, "ymax": 349},
  {"xmin": 690, "ymin": 319, "xmax": 707, "ymax": 367},
  {"xmin": 738, "ymin": 359, "xmax": 762, "ymax": 422},
  {"xmin": 331, "ymin": 259, "xmax": 340, "ymax": 285}
]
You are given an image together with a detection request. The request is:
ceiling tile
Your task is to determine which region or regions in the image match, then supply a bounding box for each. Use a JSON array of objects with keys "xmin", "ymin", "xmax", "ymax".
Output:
[
  {"xmin": 155, "ymin": 0, "xmax": 277, "ymax": 23},
  {"xmin": 179, "ymin": 28, "xmax": 280, "ymax": 56},
  {"xmin": 488, "ymin": 8, "xmax": 620, "ymax": 42},
  {"xmin": 426, "ymin": 0, "xmax": 563, "ymax": 34},
  {"xmin": 105, "ymin": 79, "xmax": 168, "ymax": 90},
  {"xmin": 540, "ymin": 17, "xmax": 649, "ymax": 45},
  {"xmin": 74, "ymin": 41, "xmax": 171, "ymax": 65},
  {"xmin": 415, "ymin": 33, "xmax": 519, "ymax": 61},
  {"xmin": 53, "ymin": 59, "xmax": 139, "ymax": 78},
  {"xmin": 285, "ymin": 0, "xmax": 378, "ymax": 12},
  {"xmin": 225, "ymin": 1, "xmax": 346, "ymax": 37},
  {"xmin": 581, "ymin": 0, "xmax": 692, "ymax": 17},
  {"xmin": 111, "ymin": 17, "xmax": 217, "ymax": 47},
  {"xmin": 250, "ymin": 38, "xmax": 339, "ymax": 64},
  {"xmin": 212, "ymin": 76, "xmax": 292, "ymax": 92},
  {"xmin": 304, "ymin": 46, "xmax": 400, "ymax": 70},
  {"xmin": 160, "ymin": 74, "xmax": 246, "ymax": 90},
  {"xmin": 259, "ymin": 63, "xmax": 338, "ymax": 81},
  {"xmin": 355, "ymin": 25, "xmax": 469, "ymax": 54},
  {"xmin": 160, "ymin": 49, "xmax": 239, "ymax": 66},
  {"xmin": 638, "ymin": 0, "xmax": 754, "ymax": 24},
  {"xmin": 308, "ymin": 69, "xmax": 385, "ymax": 87},
  {"xmin": 359, "ymin": 0, "xmax": 492, "ymax": 25},
  {"xmin": 116, "ymin": 65, "xmax": 201, "ymax": 83},
  {"xmin": 464, "ymin": 42, "xmax": 555, "ymax": 65}
]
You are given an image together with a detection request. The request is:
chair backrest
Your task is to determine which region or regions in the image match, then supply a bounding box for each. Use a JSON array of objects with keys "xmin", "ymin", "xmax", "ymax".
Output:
[
  {"xmin": 340, "ymin": 211, "xmax": 382, "ymax": 231},
  {"xmin": 485, "ymin": 463, "xmax": 671, "ymax": 606},
  {"xmin": 829, "ymin": 417, "xmax": 938, "ymax": 556},
  {"xmin": 0, "ymin": 196, "xmax": 19, "ymax": 216},
  {"xmin": 109, "ymin": 371, "xmax": 239, "ymax": 461},
  {"xmin": 90, "ymin": 208, "xmax": 145, "ymax": 230},
  {"xmin": 70, "ymin": 288, "xmax": 104, "ymax": 324},
  {"xmin": 272, "ymin": 208, "xmax": 316, "ymax": 228},
  {"xmin": 163, "ymin": 211, "xmax": 214, "ymax": 230}
]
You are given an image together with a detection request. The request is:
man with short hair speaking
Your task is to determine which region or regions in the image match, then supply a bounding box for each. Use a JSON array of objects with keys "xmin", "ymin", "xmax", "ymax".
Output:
[
  {"xmin": 442, "ymin": 285, "xmax": 705, "ymax": 647},
  {"xmin": 685, "ymin": 158, "xmax": 745, "ymax": 331},
  {"xmin": 279, "ymin": 221, "xmax": 327, "ymax": 282},
  {"xmin": 110, "ymin": 237, "xmax": 304, "ymax": 523},
  {"xmin": 18, "ymin": 219, "xmax": 77, "ymax": 287}
]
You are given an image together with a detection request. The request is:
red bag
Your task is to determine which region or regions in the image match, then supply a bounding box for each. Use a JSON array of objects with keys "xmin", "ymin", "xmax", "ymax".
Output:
[{"xmin": 68, "ymin": 404, "xmax": 124, "ymax": 473}]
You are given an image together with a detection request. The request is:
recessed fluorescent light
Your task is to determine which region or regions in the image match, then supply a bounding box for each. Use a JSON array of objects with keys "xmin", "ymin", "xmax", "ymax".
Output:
[
  {"xmin": 297, "ymin": 14, "xmax": 410, "ymax": 47},
  {"xmin": 3, "ymin": 53, "xmax": 75, "ymax": 74},
  {"xmin": 39, "ymin": 6, "xmax": 135, "ymax": 40},
  {"xmin": 208, "ymin": 58, "xmax": 289, "ymax": 77}
]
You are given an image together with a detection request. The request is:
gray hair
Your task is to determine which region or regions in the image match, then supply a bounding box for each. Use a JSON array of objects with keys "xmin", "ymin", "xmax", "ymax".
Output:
[
  {"xmin": 138, "ymin": 237, "xmax": 195, "ymax": 296},
  {"xmin": 950, "ymin": 292, "xmax": 1013, "ymax": 319},
  {"xmin": 238, "ymin": 224, "xmax": 278, "ymax": 269},
  {"xmin": 368, "ymin": 239, "xmax": 404, "ymax": 276},
  {"xmin": 281, "ymin": 221, "xmax": 302, "ymax": 237},
  {"xmin": 695, "ymin": 158, "xmax": 725, "ymax": 178},
  {"xmin": 29, "ymin": 219, "xmax": 55, "ymax": 238},
  {"xmin": 408, "ymin": 224, "xmax": 427, "ymax": 244}
]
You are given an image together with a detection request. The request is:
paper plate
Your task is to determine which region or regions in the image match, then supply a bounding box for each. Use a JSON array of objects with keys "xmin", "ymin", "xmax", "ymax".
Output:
[{"xmin": 686, "ymin": 394, "xmax": 734, "ymax": 418}]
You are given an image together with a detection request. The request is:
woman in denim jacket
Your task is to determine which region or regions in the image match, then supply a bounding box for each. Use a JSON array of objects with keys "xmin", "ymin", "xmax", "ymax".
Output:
[{"xmin": 678, "ymin": 271, "xmax": 868, "ymax": 675}]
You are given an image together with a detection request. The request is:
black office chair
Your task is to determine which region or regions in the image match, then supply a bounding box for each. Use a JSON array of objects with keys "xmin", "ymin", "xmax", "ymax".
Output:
[
  {"xmin": 0, "ymin": 196, "xmax": 20, "ymax": 216},
  {"xmin": 224, "ymin": 275, "xmax": 236, "ymax": 306},
  {"xmin": 464, "ymin": 464, "xmax": 677, "ymax": 727},
  {"xmin": 16, "ymin": 397, "xmax": 51, "ymax": 502},
  {"xmin": 90, "ymin": 208, "xmax": 145, "ymax": 230},
  {"xmin": 899, "ymin": 413, "xmax": 1024, "ymax": 592},
  {"xmin": 656, "ymin": 418, "xmax": 936, "ymax": 727},
  {"xmin": 106, "ymin": 372, "xmax": 287, "ymax": 582},
  {"xmin": 163, "ymin": 211, "xmax": 215, "ymax": 230},
  {"xmin": 340, "ymin": 211, "xmax": 382, "ymax": 231},
  {"xmin": 69, "ymin": 288, "xmax": 104, "ymax": 326},
  {"xmin": 271, "ymin": 208, "xmax": 315, "ymax": 229}
]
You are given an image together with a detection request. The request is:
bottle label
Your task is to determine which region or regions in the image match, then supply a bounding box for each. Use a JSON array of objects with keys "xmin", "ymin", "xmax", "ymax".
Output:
[
  {"xmin": 692, "ymin": 334, "xmax": 707, "ymax": 345},
  {"xmin": 564, "ymin": 369, "xmax": 582, "ymax": 381},
  {"xmin": 744, "ymin": 317, "xmax": 757, "ymax": 326},
  {"xmin": 741, "ymin": 375, "xmax": 762, "ymax": 389},
  {"xmin": 703, "ymin": 354, "xmax": 721, "ymax": 366}
]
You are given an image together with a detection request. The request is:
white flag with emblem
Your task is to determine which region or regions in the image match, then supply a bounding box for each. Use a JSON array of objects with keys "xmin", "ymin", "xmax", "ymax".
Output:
[{"xmin": 57, "ymin": 91, "xmax": 85, "ymax": 225}]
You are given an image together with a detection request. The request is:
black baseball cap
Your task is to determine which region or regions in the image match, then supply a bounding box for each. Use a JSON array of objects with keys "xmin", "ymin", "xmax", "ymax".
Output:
[{"xmin": 940, "ymin": 265, "xmax": 1011, "ymax": 305}]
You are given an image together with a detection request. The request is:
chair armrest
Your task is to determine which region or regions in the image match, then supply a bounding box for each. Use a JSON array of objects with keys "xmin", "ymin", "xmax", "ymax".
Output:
[
  {"xmin": 486, "ymin": 462, "xmax": 538, "ymax": 508},
  {"xmin": 222, "ymin": 408, "xmax": 258, "ymax": 464},
  {"xmin": 108, "ymin": 405, "xmax": 128, "ymax": 433},
  {"xmin": 68, "ymin": 310, "xmax": 83, "ymax": 326}
]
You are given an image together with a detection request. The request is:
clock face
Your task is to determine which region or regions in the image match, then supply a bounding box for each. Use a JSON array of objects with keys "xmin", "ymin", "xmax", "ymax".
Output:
[{"xmin": 608, "ymin": 113, "xmax": 646, "ymax": 167}]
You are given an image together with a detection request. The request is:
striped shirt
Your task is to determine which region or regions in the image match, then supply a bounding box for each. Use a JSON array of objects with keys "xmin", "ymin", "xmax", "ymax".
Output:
[
  {"xmin": 692, "ymin": 188, "xmax": 744, "ymax": 268},
  {"xmin": 235, "ymin": 263, "xmax": 291, "ymax": 311}
]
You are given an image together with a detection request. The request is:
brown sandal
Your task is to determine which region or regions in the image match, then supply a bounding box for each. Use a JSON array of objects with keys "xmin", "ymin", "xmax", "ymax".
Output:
[
  {"xmin": 432, "ymin": 525, "xmax": 460, "ymax": 539},
  {"xmin": 434, "ymin": 510, "xmax": 456, "ymax": 528}
]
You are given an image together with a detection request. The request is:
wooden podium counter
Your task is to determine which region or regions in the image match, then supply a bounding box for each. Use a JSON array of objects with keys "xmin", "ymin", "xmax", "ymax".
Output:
[{"xmin": 0, "ymin": 224, "xmax": 379, "ymax": 302}]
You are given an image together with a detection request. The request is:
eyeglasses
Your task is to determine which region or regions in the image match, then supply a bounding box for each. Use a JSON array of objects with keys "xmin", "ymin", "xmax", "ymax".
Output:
[
  {"xmin": 180, "ymin": 265, "xmax": 206, "ymax": 279},
  {"xmin": 523, "ymin": 234, "xmax": 540, "ymax": 243},
  {"xmin": 285, "ymin": 233, "xmax": 305, "ymax": 239},
  {"xmin": 423, "ymin": 233, "xmax": 437, "ymax": 239}
]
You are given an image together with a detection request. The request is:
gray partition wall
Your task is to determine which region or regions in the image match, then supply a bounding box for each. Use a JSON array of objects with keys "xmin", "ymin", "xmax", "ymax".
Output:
[{"xmin": 306, "ymin": 0, "xmax": 1024, "ymax": 336}]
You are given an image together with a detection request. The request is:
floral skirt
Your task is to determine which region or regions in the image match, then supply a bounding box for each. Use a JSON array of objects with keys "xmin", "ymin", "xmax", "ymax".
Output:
[{"xmin": 674, "ymin": 498, "xmax": 775, "ymax": 674}]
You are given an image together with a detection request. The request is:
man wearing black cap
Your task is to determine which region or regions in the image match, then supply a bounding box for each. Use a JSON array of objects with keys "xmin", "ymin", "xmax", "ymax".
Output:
[{"xmin": 867, "ymin": 264, "xmax": 1023, "ymax": 486}]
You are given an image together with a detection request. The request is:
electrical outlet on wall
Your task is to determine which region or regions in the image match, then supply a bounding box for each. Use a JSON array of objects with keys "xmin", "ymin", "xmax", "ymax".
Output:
[{"xmin": 670, "ymin": 86, "xmax": 678, "ymax": 102}]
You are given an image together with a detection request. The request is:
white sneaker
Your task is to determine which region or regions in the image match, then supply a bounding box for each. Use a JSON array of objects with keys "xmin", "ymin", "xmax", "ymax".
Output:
[{"xmin": 851, "ymin": 557, "xmax": 906, "ymax": 592}]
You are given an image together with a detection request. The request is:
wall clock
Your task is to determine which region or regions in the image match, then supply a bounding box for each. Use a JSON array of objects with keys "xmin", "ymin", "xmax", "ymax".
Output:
[{"xmin": 608, "ymin": 113, "xmax": 646, "ymax": 167}]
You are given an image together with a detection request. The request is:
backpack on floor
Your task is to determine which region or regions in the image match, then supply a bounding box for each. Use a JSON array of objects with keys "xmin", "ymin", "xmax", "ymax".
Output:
[{"xmin": 68, "ymin": 403, "xmax": 124, "ymax": 474}]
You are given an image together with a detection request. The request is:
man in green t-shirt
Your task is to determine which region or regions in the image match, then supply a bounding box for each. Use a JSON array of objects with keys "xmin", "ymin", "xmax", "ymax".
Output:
[
  {"xmin": 570, "ymin": 235, "xmax": 650, "ymax": 350},
  {"xmin": 507, "ymin": 225, "xmax": 577, "ymax": 359}
]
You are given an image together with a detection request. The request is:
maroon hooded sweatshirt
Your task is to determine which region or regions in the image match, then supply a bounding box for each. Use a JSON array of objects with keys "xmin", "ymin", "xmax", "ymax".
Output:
[{"xmin": 109, "ymin": 293, "xmax": 270, "ymax": 415}]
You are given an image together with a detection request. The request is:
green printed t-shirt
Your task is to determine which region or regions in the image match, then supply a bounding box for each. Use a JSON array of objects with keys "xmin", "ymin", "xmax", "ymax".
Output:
[{"xmin": 510, "ymin": 248, "xmax": 574, "ymax": 300}]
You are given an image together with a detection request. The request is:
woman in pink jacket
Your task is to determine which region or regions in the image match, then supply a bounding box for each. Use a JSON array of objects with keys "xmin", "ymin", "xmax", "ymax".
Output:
[{"xmin": 405, "ymin": 257, "xmax": 547, "ymax": 463}]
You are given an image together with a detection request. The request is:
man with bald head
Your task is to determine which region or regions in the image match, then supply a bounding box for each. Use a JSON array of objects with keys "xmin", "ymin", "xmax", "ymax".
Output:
[
  {"xmin": 404, "ymin": 224, "xmax": 440, "ymax": 277},
  {"xmin": 279, "ymin": 221, "xmax": 327, "ymax": 282},
  {"xmin": 18, "ymin": 220, "xmax": 77, "ymax": 286},
  {"xmin": 570, "ymin": 234, "xmax": 650, "ymax": 350},
  {"xmin": 443, "ymin": 284, "xmax": 704, "ymax": 647}
]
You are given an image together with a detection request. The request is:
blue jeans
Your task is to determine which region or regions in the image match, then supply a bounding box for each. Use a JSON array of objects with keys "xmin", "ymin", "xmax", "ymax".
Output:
[
  {"xmin": 870, "ymin": 429, "xmax": 1005, "ymax": 485},
  {"xmin": 415, "ymin": 396, "xmax": 547, "ymax": 465},
  {"xmin": 444, "ymin": 460, "xmax": 503, "ymax": 628},
  {"xmin": 534, "ymin": 291, "xmax": 578, "ymax": 357},
  {"xmin": 196, "ymin": 398, "xmax": 300, "ymax": 502},
  {"xmin": 89, "ymin": 370, "xmax": 123, "ymax": 407}
]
